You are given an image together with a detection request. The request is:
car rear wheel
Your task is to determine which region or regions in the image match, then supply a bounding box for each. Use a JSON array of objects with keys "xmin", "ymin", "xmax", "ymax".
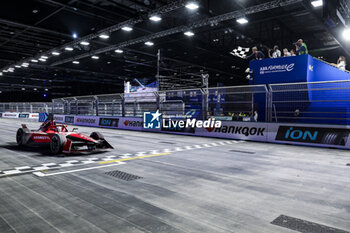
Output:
[
  {"xmin": 16, "ymin": 128, "xmax": 25, "ymax": 146},
  {"xmin": 50, "ymin": 134, "xmax": 66, "ymax": 155},
  {"xmin": 90, "ymin": 132, "xmax": 104, "ymax": 140}
]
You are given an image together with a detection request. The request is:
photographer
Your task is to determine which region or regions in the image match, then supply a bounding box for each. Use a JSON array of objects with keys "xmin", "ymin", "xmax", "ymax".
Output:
[{"xmin": 295, "ymin": 39, "xmax": 308, "ymax": 55}]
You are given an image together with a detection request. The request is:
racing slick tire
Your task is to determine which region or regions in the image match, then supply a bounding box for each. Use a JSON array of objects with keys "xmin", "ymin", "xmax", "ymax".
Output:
[
  {"xmin": 50, "ymin": 134, "xmax": 66, "ymax": 155},
  {"xmin": 90, "ymin": 132, "xmax": 104, "ymax": 140},
  {"xmin": 16, "ymin": 128, "xmax": 26, "ymax": 146}
]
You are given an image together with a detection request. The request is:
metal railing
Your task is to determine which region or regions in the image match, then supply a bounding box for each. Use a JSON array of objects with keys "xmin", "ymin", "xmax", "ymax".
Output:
[
  {"xmin": 52, "ymin": 84, "xmax": 269, "ymax": 121},
  {"xmin": 2, "ymin": 80, "xmax": 350, "ymax": 125},
  {"xmin": 0, "ymin": 102, "xmax": 51, "ymax": 113},
  {"xmin": 269, "ymin": 80, "xmax": 350, "ymax": 124}
]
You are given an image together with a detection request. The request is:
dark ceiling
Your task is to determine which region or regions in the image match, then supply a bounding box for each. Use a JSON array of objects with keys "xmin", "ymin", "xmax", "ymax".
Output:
[{"xmin": 0, "ymin": 0, "xmax": 349, "ymax": 101}]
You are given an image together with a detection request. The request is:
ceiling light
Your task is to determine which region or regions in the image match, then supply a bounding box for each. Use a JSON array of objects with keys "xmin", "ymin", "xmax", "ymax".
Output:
[
  {"xmin": 39, "ymin": 58, "xmax": 46, "ymax": 62},
  {"xmin": 31, "ymin": 59, "xmax": 38, "ymax": 63},
  {"xmin": 8, "ymin": 69, "xmax": 14, "ymax": 72},
  {"xmin": 115, "ymin": 49, "xmax": 124, "ymax": 53},
  {"xmin": 343, "ymin": 28, "xmax": 350, "ymax": 41},
  {"xmin": 121, "ymin": 26, "xmax": 133, "ymax": 31},
  {"xmin": 21, "ymin": 63, "xmax": 29, "ymax": 67},
  {"xmin": 21, "ymin": 88, "xmax": 25, "ymax": 90},
  {"xmin": 149, "ymin": 15, "xmax": 162, "ymax": 22},
  {"xmin": 45, "ymin": 88, "xmax": 48, "ymax": 91},
  {"xmin": 99, "ymin": 34, "xmax": 110, "ymax": 39},
  {"xmin": 72, "ymin": 33, "xmax": 78, "ymax": 39},
  {"xmin": 237, "ymin": 17, "xmax": 248, "ymax": 24},
  {"xmin": 80, "ymin": 41, "xmax": 90, "ymax": 46},
  {"xmin": 185, "ymin": 2, "xmax": 199, "ymax": 10},
  {"xmin": 33, "ymin": 88, "xmax": 37, "ymax": 91},
  {"xmin": 145, "ymin": 41, "xmax": 154, "ymax": 46},
  {"xmin": 2, "ymin": 70, "xmax": 8, "ymax": 72},
  {"xmin": 0, "ymin": 72, "xmax": 2, "ymax": 76},
  {"xmin": 15, "ymin": 65, "xmax": 21, "ymax": 68},
  {"xmin": 65, "ymin": 47, "xmax": 73, "ymax": 51},
  {"xmin": 311, "ymin": 0, "xmax": 323, "ymax": 7},
  {"xmin": 41, "ymin": 56, "xmax": 48, "ymax": 59},
  {"xmin": 52, "ymin": 51, "xmax": 60, "ymax": 56},
  {"xmin": 72, "ymin": 61, "xmax": 80, "ymax": 64},
  {"xmin": 184, "ymin": 31, "xmax": 195, "ymax": 37},
  {"xmin": 91, "ymin": 56, "xmax": 99, "ymax": 59}
]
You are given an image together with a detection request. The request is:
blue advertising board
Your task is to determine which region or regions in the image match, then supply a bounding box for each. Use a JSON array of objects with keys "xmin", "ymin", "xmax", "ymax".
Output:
[
  {"xmin": 249, "ymin": 55, "xmax": 309, "ymax": 85},
  {"xmin": 250, "ymin": 55, "xmax": 350, "ymax": 124}
]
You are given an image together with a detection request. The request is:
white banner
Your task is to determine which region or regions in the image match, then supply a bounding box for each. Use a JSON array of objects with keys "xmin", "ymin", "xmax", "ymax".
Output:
[
  {"xmin": 74, "ymin": 116, "xmax": 99, "ymax": 127},
  {"xmin": 2, "ymin": 112, "xmax": 19, "ymax": 118}
]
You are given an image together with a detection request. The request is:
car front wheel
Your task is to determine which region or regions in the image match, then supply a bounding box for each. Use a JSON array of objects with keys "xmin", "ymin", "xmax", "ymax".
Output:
[{"xmin": 50, "ymin": 135, "xmax": 66, "ymax": 155}]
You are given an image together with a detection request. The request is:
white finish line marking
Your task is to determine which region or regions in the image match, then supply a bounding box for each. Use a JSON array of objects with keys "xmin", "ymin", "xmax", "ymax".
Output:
[
  {"xmin": 34, "ymin": 162, "xmax": 126, "ymax": 177},
  {"xmin": 0, "ymin": 140, "xmax": 239, "ymax": 178}
]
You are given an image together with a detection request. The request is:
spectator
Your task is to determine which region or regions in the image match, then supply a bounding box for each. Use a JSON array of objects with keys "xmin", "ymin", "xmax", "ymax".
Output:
[
  {"xmin": 290, "ymin": 49, "xmax": 296, "ymax": 56},
  {"xmin": 283, "ymin": 48, "xmax": 291, "ymax": 57},
  {"xmin": 295, "ymin": 39, "xmax": 308, "ymax": 55},
  {"xmin": 268, "ymin": 45, "xmax": 281, "ymax": 58},
  {"xmin": 253, "ymin": 111, "xmax": 258, "ymax": 122},
  {"xmin": 335, "ymin": 56, "xmax": 347, "ymax": 71},
  {"xmin": 245, "ymin": 47, "xmax": 265, "ymax": 60}
]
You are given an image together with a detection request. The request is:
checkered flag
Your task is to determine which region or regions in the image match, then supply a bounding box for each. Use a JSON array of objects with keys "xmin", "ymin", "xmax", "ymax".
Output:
[{"xmin": 230, "ymin": 46, "xmax": 250, "ymax": 59}]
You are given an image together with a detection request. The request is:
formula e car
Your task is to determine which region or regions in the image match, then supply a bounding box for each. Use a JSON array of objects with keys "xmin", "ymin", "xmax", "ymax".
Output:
[{"xmin": 16, "ymin": 120, "xmax": 113, "ymax": 154}]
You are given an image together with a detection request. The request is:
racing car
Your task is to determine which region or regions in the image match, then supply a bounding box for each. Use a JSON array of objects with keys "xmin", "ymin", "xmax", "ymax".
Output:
[{"xmin": 16, "ymin": 119, "xmax": 113, "ymax": 154}]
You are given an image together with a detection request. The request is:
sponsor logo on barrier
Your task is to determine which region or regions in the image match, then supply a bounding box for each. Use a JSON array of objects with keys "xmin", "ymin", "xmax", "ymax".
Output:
[
  {"xmin": 260, "ymin": 63, "xmax": 295, "ymax": 75},
  {"xmin": 76, "ymin": 118, "xmax": 96, "ymax": 124},
  {"xmin": 54, "ymin": 116, "xmax": 64, "ymax": 122},
  {"xmin": 19, "ymin": 114, "xmax": 29, "ymax": 118},
  {"xmin": 275, "ymin": 126, "xmax": 350, "ymax": 146},
  {"xmin": 4, "ymin": 113, "xmax": 18, "ymax": 117},
  {"xmin": 65, "ymin": 116, "xmax": 74, "ymax": 123},
  {"xmin": 99, "ymin": 118, "xmax": 119, "ymax": 127},
  {"xmin": 124, "ymin": 120, "xmax": 143, "ymax": 127},
  {"xmin": 212, "ymin": 125, "xmax": 266, "ymax": 136}
]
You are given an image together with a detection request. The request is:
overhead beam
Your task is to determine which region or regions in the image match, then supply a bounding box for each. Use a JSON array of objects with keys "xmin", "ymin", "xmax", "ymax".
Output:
[
  {"xmin": 1, "ymin": 0, "xmax": 188, "ymax": 71},
  {"xmin": 0, "ymin": 18, "xmax": 72, "ymax": 38},
  {"xmin": 50, "ymin": 0, "xmax": 303, "ymax": 66}
]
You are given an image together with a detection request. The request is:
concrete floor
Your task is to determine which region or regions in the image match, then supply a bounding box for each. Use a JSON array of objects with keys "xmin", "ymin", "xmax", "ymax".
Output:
[{"xmin": 0, "ymin": 118, "xmax": 350, "ymax": 233}]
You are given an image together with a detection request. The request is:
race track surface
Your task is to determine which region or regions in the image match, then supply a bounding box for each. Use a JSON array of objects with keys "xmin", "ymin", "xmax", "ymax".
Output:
[{"xmin": 0, "ymin": 118, "xmax": 350, "ymax": 233}]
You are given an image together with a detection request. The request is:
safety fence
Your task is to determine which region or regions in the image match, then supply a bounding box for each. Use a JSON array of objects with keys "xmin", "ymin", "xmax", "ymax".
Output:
[
  {"xmin": 1, "ymin": 80, "xmax": 350, "ymax": 125},
  {"xmin": 269, "ymin": 80, "xmax": 350, "ymax": 125},
  {"xmin": 0, "ymin": 102, "xmax": 51, "ymax": 113},
  {"xmin": 52, "ymin": 85, "xmax": 269, "ymax": 122}
]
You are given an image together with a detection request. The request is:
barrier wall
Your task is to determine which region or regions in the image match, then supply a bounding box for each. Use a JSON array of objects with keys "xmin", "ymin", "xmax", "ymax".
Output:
[
  {"xmin": 53, "ymin": 114, "xmax": 350, "ymax": 150},
  {"xmin": 0, "ymin": 112, "xmax": 39, "ymax": 119}
]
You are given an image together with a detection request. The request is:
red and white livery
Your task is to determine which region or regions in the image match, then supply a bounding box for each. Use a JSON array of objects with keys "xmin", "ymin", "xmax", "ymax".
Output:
[{"xmin": 16, "ymin": 120, "xmax": 113, "ymax": 154}]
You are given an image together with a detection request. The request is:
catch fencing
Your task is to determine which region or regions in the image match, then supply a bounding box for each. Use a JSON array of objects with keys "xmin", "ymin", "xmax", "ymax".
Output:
[{"xmin": 2, "ymin": 80, "xmax": 350, "ymax": 125}]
